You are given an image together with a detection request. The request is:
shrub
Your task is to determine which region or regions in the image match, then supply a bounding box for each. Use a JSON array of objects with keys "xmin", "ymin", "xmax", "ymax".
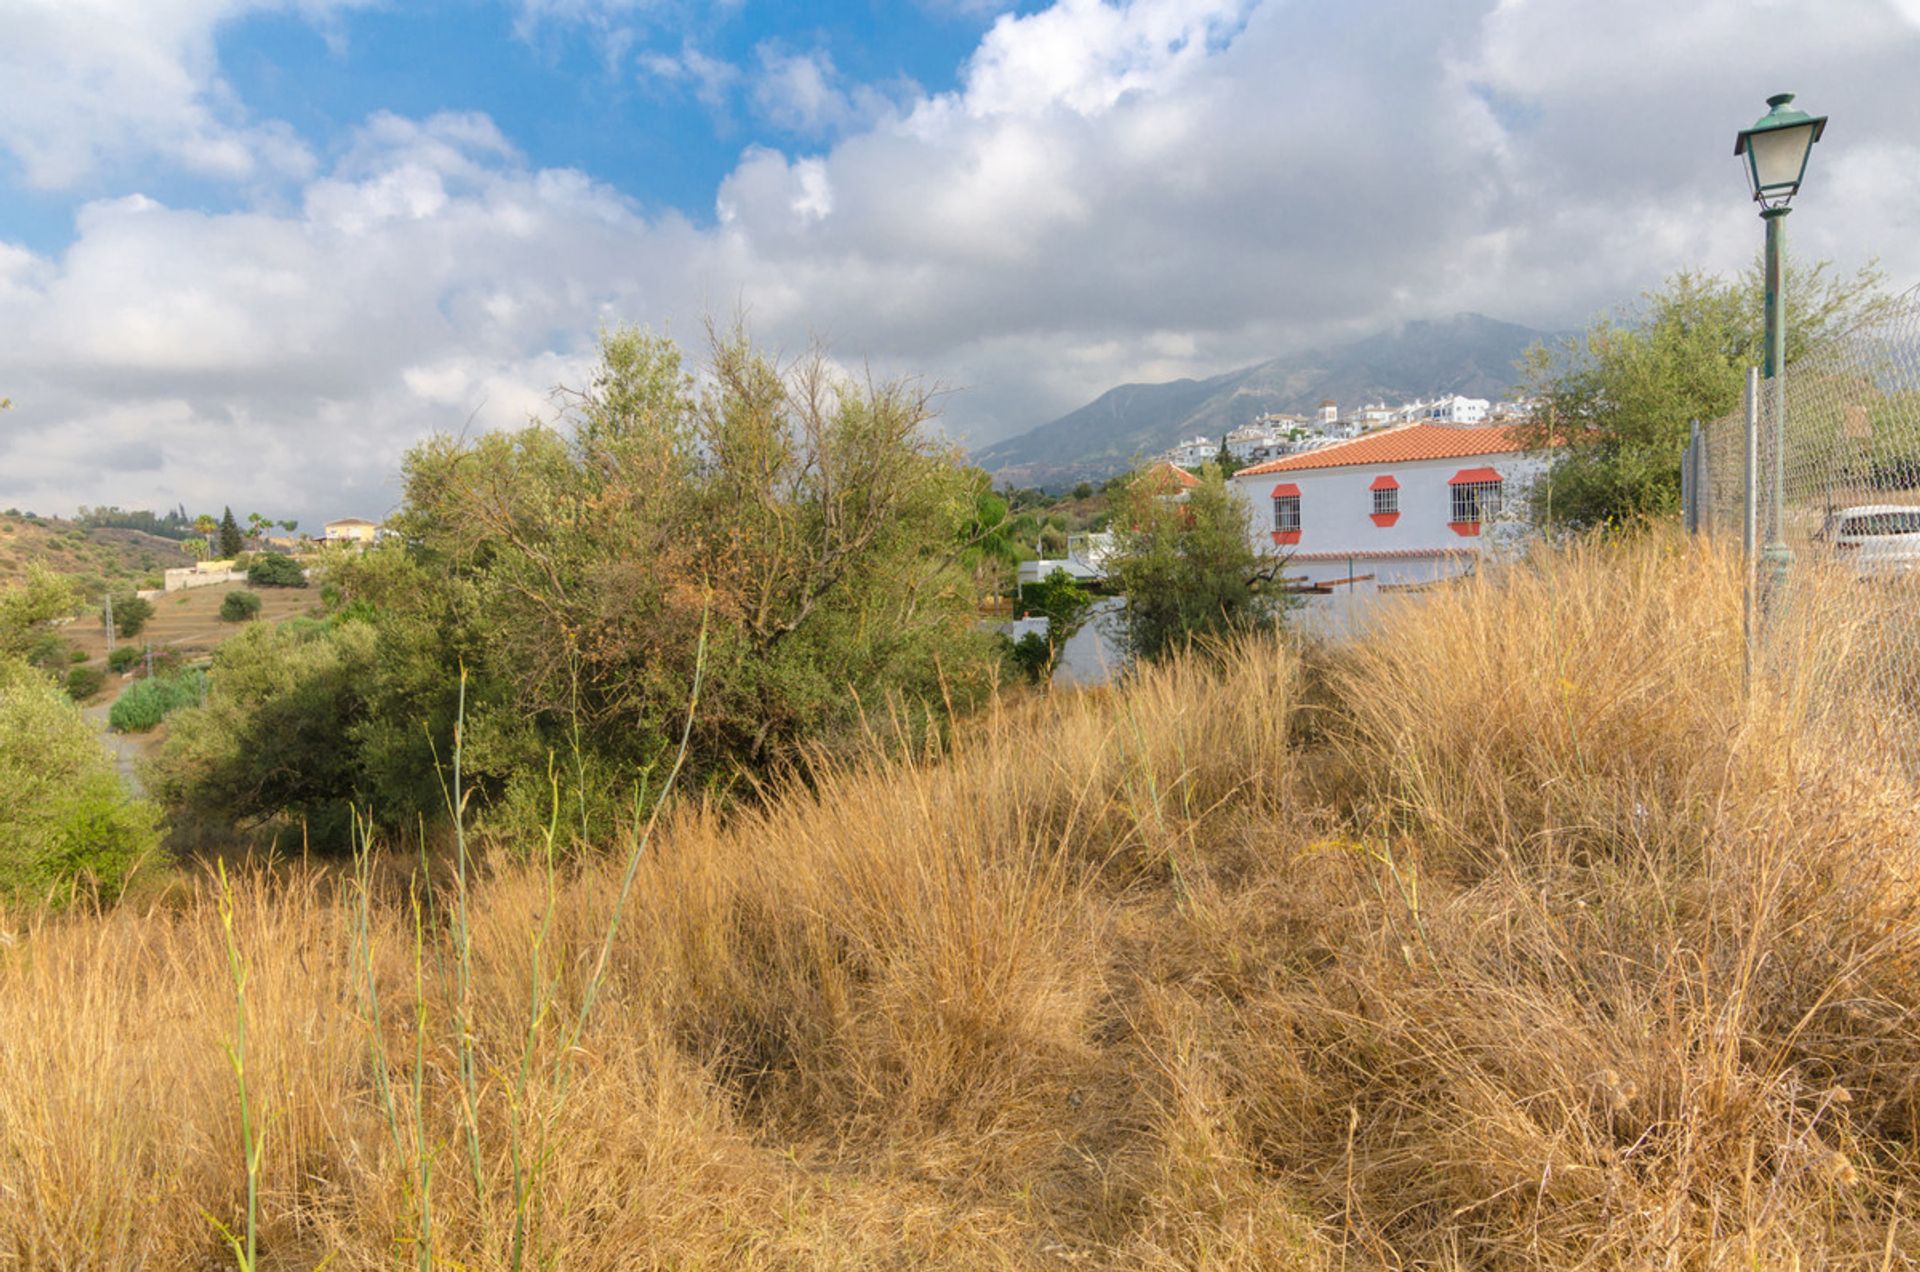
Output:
[
  {"xmin": 113, "ymin": 593, "xmax": 153, "ymax": 638},
  {"xmin": 65, "ymin": 666, "xmax": 105, "ymax": 701},
  {"xmin": 219, "ymin": 590, "xmax": 261, "ymax": 623},
  {"xmin": 69, "ymin": 648, "xmax": 87, "ymax": 664},
  {"xmin": 246, "ymin": 554, "xmax": 306, "ymax": 587},
  {"xmin": 0, "ymin": 658, "xmax": 161, "ymax": 904},
  {"xmin": 107, "ymin": 646, "xmax": 140, "ymax": 674},
  {"xmin": 109, "ymin": 670, "xmax": 204, "ymax": 733}
]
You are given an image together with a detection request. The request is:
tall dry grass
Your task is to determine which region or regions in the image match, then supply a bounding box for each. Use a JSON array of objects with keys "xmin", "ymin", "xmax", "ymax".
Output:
[{"xmin": 3, "ymin": 533, "xmax": 1920, "ymax": 1268}]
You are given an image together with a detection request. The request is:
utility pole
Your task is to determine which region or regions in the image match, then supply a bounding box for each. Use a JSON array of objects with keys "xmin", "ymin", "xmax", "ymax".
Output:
[{"xmin": 103, "ymin": 593, "xmax": 115, "ymax": 656}]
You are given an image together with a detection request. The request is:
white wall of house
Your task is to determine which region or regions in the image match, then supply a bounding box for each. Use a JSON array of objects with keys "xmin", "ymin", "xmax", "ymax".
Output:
[
  {"xmin": 1425, "ymin": 395, "xmax": 1491, "ymax": 424},
  {"xmin": 1232, "ymin": 450, "xmax": 1551, "ymax": 587}
]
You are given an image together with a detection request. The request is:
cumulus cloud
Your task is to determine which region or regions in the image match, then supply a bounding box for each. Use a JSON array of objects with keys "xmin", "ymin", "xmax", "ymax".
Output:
[
  {"xmin": 0, "ymin": 0, "xmax": 378, "ymax": 189},
  {"xmin": 2, "ymin": 0, "xmax": 1919, "ymax": 524}
]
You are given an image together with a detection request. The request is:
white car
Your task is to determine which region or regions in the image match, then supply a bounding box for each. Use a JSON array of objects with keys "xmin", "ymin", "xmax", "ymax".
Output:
[{"xmin": 1817, "ymin": 504, "xmax": 1920, "ymax": 577}]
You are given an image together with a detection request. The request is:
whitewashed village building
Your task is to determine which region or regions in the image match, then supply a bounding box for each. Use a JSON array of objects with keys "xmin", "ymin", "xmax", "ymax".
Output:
[{"xmin": 1232, "ymin": 422, "xmax": 1550, "ymax": 591}]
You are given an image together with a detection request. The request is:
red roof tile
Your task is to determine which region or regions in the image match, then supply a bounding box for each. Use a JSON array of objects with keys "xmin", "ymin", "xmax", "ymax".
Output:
[{"xmin": 1233, "ymin": 424, "xmax": 1533, "ymax": 476}]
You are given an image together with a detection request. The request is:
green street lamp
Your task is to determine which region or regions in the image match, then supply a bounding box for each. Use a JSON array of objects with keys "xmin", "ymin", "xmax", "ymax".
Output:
[{"xmin": 1736, "ymin": 92, "xmax": 1826, "ymax": 595}]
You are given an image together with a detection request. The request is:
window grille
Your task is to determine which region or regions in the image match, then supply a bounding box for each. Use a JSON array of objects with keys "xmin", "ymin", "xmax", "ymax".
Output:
[
  {"xmin": 1371, "ymin": 485, "xmax": 1399, "ymax": 516},
  {"xmin": 1272, "ymin": 494, "xmax": 1301, "ymax": 532},
  {"xmin": 1450, "ymin": 480, "xmax": 1502, "ymax": 524}
]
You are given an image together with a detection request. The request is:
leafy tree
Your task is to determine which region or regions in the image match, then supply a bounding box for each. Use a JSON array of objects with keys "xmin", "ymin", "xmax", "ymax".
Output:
[
  {"xmin": 157, "ymin": 326, "xmax": 998, "ymax": 845},
  {"xmin": 1519, "ymin": 261, "xmax": 1893, "ymax": 528},
  {"xmin": 0, "ymin": 566, "xmax": 77, "ymax": 660},
  {"xmin": 1007, "ymin": 567, "xmax": 1094, "ymax": 685},
  {"xmin": 1214, "ymin": 436, "xmax": 1236, "ymax": 475},
  {"xmin": 247, "ymin": 554, "xmax": 306, "ymax": 587},
  {"xmin": 0, "ymin": 657, "xmax": 162, "ymax": 905},
  {"xmin": 1108, "ymin": 466, "xmax": 1283, "ymax": 664},
  {"xmin": 148, "ymin": 622, "xmax": 373, "ymax": 843},
  {"xmin": 279, "ymin": 519, "xmax": 298, "ymax": 534},
  {"xmin": 956, "ymin": 475, "xmax": 1030, "ymax": 600},
  {"xmin": 66, "ymin": 666, "xmax": 105, "ymax": 701},
  {"xmin": 218, "ymin": 507, "xmax": 243, "ymax": 558},
  {"xmin": 1072, "ymin": 481, "xmax": 1094, "ymax": 501},
  {"xmin": 220, "ymin": 590, "xmax": 262, "ymax": 622},
  {"xmin": 113, "ymin": 593, "xmax": 153, "ymax": 638}
]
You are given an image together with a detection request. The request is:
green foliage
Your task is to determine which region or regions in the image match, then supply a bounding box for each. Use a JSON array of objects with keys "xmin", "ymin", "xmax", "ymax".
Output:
[
  {"xmin": 110, "ymin": 669, "xmax": 205, "ymax": 732},
  {"xmin": 69, "ymin": 647, "xmax": 88, "ymax": 664},
  {"xmin": 1008, "ymin": 568, "xmax": 1095, "ymax": 685},
  {"xmin": 1071, "ymin": 481, "xmax": 1094, "ymax": 500},
  {"xmin": 218, "ymin": 507, "xmax": 243, "ymax": 559},
  {"xmin": 113, "ymin": 593, "xmax": 154, "ymax": 638},
  {"xmin": 1520, "ymin": 262, "xmax": 1893, "ymax": 528},
  {"xmin": 1108, "ymin": 467, "xmax": 1282, "ymax": 664},
  {"xmin": 1004, "ymin": 631, "xmax": 1054, "ymax": 685},
  {"xmin": 155, "ymin": 326, "xmax": 997, "ymax": 845},
  {"xmin": 66, "ymin": 666, "xmax": 105, "ymax": 701},
  {"xmin": 147, "ymin": 618, "xmax": 373, "ymax": 848},
  {"xmin": 0, "ymin": 565, "xmax": 77, "ymax": 660},
  {"xmin": 246, "ymin": 554, "xmax": 306, "ymax": 588},
  {"xmin": 108, "ymin": 646, "xmax": 140, "ymax": 674},
  {"xmin": 220, "ymin": 590, "xmax": 262, "ymax": 623},
  {"xmin": 0, "ymin": 657, "xmax": 162, "ymax": 905}
]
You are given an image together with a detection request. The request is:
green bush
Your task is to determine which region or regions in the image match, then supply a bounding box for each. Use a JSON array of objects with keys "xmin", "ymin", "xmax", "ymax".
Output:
[
  {"xmin": 109, "ymin": 670, "xmax": 205, "ymax": 733},
  {"xmin": 107, "ymin": 646, "xmax": 140, "ymax": 673},
  {"xmin": 246, "ymin": 554, "xmax": 306, "ymax": 587},
  {"xmin": 113, "ymin": 594, "xmax": 153, "ymax": 638},
  {"xmin": 0, "ymin": 658, "xmax": 162, "ymax": 904},
  {"xmin": 26, "ymin": 632, "xmax": 71, "ymax": 674},
  {"xmin": 69, "ymin": 648, "xmax": 88, "ymax": 664},
  {"xmin": 219, "ymin": 590, "xmax": 261, "ymax": 623},
  {"xmin": 65, "ymin": 666, "xmax": 106, "ymax": 700}
]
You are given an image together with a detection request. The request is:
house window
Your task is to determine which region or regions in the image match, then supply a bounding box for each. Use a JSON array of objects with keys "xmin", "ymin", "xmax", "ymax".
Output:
[
  {"xmin": 1272, "ymin": 494, "xmax": 1301, "ymax": 533},
  {"xmin": 1371, "ymin": 485, "xmax": 1399, "ymax": 516},
  {"xmin": 1450, "ymin": 479, "xmax": 1503, "ymax": 525}
]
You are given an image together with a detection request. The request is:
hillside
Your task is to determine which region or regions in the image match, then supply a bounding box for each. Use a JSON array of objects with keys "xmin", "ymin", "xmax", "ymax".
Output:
[
  {"xmin": 0, "ymin": 513, "xmax": 193, "ymax": 593},
  {"xmin": 976, "ymin": 312, "xmax": 1555, "ymax": 485}
]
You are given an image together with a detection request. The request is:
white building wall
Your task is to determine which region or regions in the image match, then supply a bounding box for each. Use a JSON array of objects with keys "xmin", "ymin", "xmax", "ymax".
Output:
[{"xmin": 1233, "ymin": 451, "xmax": 1552, "ymax": 587}]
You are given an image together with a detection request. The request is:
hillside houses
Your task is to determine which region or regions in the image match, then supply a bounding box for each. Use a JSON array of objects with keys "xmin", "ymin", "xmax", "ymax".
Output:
[{"xmin": 1151, "ymin": 393, "xmax": 1534, "ymax": 473}]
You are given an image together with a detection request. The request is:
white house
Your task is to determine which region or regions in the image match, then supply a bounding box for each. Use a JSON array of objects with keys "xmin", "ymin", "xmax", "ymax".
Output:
[
  {"xmin": 1164, "ymin": 436, "xmax": 1217, "ymax": 468},
  {"xmin": 1232, "ymin": 422, "xmax": 1551, "ymax": 591},
  {"xmin": 1423, "ymin": 394, "xmax": 1492, "ymax": 425}
]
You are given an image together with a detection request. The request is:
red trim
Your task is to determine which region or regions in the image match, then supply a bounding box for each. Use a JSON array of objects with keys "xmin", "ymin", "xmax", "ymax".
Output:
[
  {"xmin": 1448, "ymin": 521, "xmax": 1483, "ymax": 537},
  {"xmin": 1449, "ymin": 466, "xmax": 1502, "ymax": 485},
  {"xmin": 1370, "ymin": 512, "xmax": 1400, "ymax": 527},
  {"xmin": 1270, "ymin": 482, "xmax": 1301, "ymax": 498},
  {"xmin": 1271, "ymin": 530, "xmax": 1301, "ymax": 546},
  {"xmin": 1368, "ymin": 474, "xmax": 1399, "ymax": 491}
]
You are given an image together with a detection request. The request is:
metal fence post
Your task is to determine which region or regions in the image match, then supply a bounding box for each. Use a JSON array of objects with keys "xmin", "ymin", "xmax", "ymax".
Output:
[
  {"xmin": 1743, "ymin": 366, "xmax": 1759, "ymax": 685},
  {"xmin": 1682, "ymin": 425, "xmax": 1697, "ymax": 533}
]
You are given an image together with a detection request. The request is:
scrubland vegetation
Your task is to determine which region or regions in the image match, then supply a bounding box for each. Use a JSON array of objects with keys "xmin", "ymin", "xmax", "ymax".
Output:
[{"xmin": 5, "ymin": 534, "xmax": 1920, "ymax": 1267}]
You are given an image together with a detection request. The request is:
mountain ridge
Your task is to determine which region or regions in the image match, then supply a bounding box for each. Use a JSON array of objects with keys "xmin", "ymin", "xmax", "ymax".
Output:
[{"xmin": 974, "ymin": 313, "xmax": 1557, "ymax": 486}]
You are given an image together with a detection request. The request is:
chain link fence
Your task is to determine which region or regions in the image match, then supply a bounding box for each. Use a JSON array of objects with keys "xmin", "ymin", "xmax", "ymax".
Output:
[{"xmin": 1685, "ymin": 282, "xmax": 1920, "ymax": 768}]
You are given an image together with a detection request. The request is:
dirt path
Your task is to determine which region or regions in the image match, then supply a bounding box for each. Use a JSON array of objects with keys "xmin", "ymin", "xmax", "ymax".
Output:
[{"xmin": 82, "ymin": 698, "xmax": 146, "ymax": 796}]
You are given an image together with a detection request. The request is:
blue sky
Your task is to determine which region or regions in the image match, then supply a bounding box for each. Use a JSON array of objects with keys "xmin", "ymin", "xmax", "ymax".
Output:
[{"xmin": 1, "ymin": 0, "xmax": 1917, "ymax": 526}]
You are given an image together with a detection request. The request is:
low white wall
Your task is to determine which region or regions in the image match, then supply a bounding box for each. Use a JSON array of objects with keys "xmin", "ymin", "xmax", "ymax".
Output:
[{"xmin": 162, "ymin": 567, "xmax": 247, "ymax": 593}]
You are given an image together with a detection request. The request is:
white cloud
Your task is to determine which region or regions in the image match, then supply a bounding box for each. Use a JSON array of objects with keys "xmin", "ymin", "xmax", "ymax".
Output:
[
  {"xmin": 0, "ymin": 0, "xmax": 378, "ymax": 189},
  {"xmin": 4, "ymin": 0, "xmax": 1920, "ymax": 524}
]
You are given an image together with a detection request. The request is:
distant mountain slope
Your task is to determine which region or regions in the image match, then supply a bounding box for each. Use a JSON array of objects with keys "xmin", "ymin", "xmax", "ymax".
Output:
[
  {"xmin": 976, "ymin": 313, "xmax": 1556, "ymax": 486},
  {"xmin": 0, "ymin": 514, "xmax": 193, "ymax": 592}
]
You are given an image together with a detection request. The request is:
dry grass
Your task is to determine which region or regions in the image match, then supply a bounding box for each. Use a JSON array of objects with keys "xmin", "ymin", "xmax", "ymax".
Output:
[{"xmin": 5, "ymin": 533, "xmax": 1920, "ymax": 1268}]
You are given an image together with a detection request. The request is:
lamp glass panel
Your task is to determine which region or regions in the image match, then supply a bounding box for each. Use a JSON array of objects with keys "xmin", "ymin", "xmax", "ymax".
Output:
[{"xmin": 1748, "ymin": 123, "xmax": 1814, "ymax": 194}]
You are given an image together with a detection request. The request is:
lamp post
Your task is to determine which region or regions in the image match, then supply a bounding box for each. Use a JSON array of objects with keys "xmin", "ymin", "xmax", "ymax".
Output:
[{"xmin": 1735, "ymin": 92, "xmax": 1826, "ymax": 595}]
